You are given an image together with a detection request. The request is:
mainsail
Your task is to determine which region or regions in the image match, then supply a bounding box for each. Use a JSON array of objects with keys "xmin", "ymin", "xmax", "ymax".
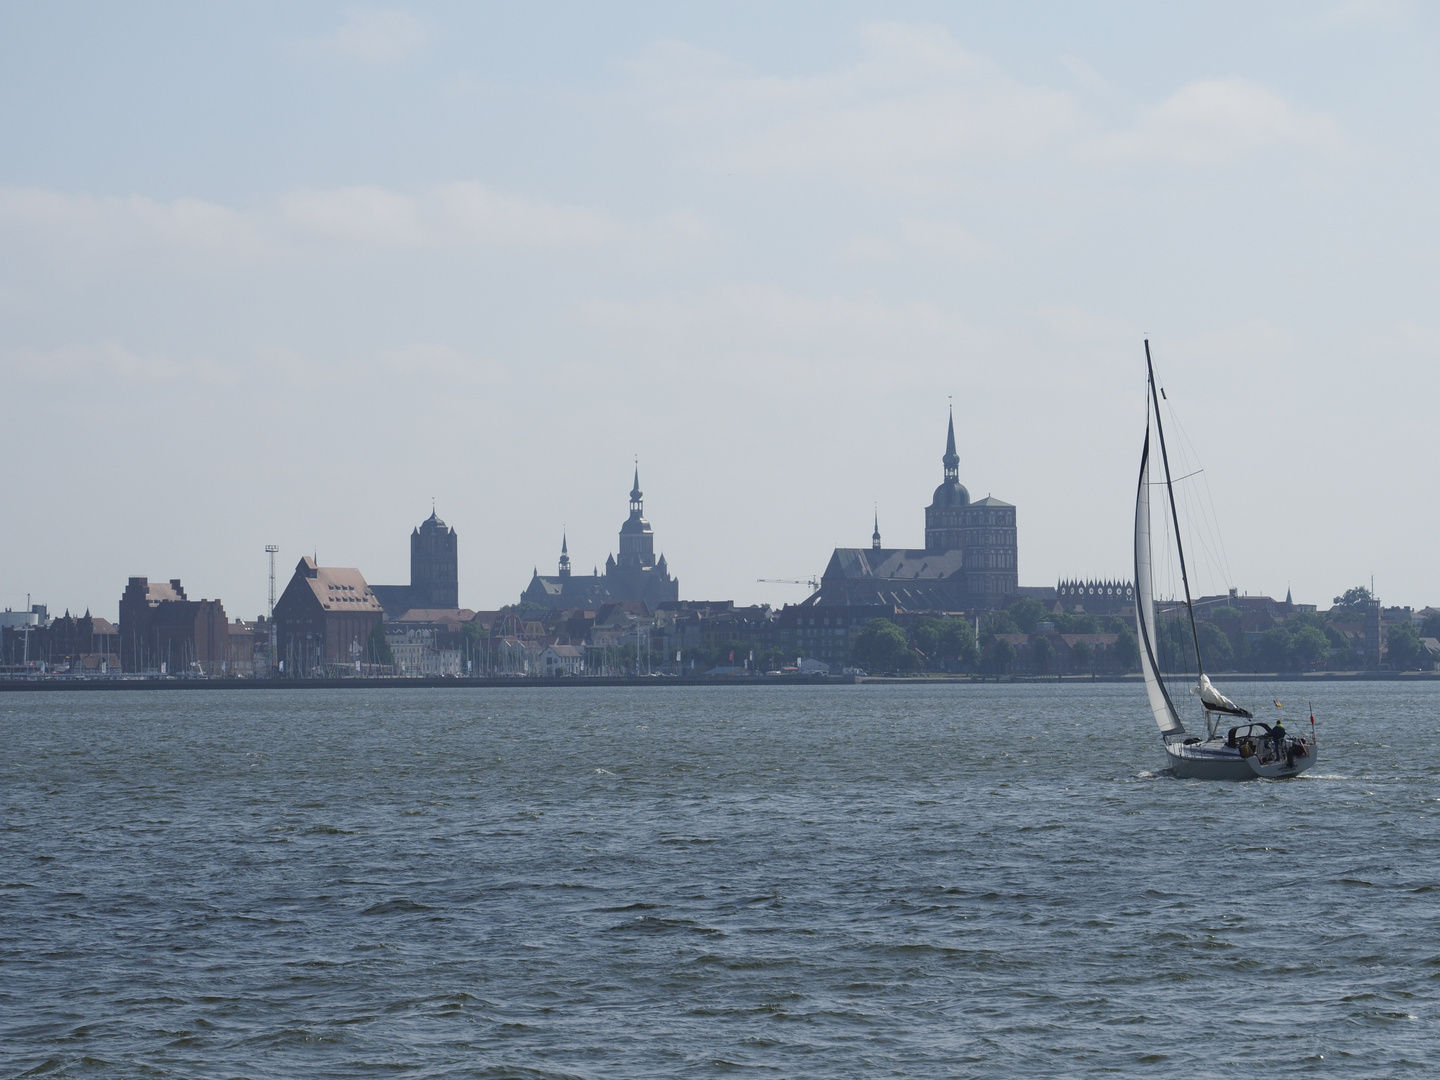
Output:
[
  {"xmin": 1197, "ymin": 674, "xmax": 1253, "ymax": 719},
  {"xmin": 1134, "ymin": 343, "xmax": 1253, "ymax": 739},
  {"xmin": 1134, "ymin": 423, "xmax": 1186, "ymax": 736}
]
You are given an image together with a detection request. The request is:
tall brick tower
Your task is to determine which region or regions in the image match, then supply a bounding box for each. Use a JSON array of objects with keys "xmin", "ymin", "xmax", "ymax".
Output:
[{"xmin": 410, "ymin": 510, "xmax": 458, "ymax": 609}]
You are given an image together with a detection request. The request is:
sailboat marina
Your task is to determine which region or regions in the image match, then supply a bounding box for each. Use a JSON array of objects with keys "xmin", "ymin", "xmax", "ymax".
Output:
[{"xmin": 1134, "ymin": 341, "xmax": 1318, "ymax": 780}]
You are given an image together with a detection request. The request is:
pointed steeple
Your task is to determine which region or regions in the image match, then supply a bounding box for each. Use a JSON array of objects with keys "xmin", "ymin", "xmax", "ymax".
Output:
[
  {"xmin": 943, "ymin": 407, "xmax": 959, "ymax": 483},
  {"xmin": 630, "ymin": 464, "xmax": 643, "ymax": 510},
  {"xmin": 558, "ymin": 531, "xmax": 571, "ymax": 578},
  {"xmin": 872, "ymin": 507, "xmax": 882, "ymax": 550}
]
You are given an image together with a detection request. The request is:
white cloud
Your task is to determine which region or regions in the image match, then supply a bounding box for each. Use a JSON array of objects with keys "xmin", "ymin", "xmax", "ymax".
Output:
[
  {"xmin": 846, "ymin": 236, "xmax": 897, "ymax": 261},
  {"xmin": 580, "ymin": 283, "xmax": 1004, "ymax": 388},
  {"xmin": 901, "ymin": 218, "xmax": 987, "ymax": 258},
  {"xmin": 1060, "ymin": 56, "xmax": 1108, "ymax": 92},
  {"xmin": 1040, "ymin": 304, "xmax": 1133, "ymax": 343},
  {"xmin": 324, "ymin": 9, "xmax": 429, "ymax": 64},
  {"xmin": 632, "ymin": 22, "xmax": 1078, "ymax": 175},
  {"xmin": 0, "ymin": 341, "xmax": 236, "ymax": 385},
  {"xmin": 436, "ymin": 183, "xmax": 626, "ymax": 245},
  {"xmin": 0, "ymin": 188, "xmax": 261, "ymax": 255},
  {"xmin": 0, "ymin": 182, "xmax": 636, "ymax": 256},
  {"xmin": 377, "ymin": 342, "xmax": 509, "ymax": 385},
  {"xmin": 280, "ymin": 185, "xmax": 426, "ymax": 244},
  {"xmin": 1088, "ymin": 77, "xmax": 1339, "ymax": 163},
  {"xmin": 1315, "ymin": 0, "xmax": 1414, "ymax": 29}
]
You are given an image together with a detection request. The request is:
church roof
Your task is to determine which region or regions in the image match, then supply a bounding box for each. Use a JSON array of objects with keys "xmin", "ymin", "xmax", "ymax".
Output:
[
  {"xmin": 930, "ymin": 480, "xmax": 970, "ymax": 507},
  {"xmin": 970, "ymin": 495, "xmax": 1014, "ymax": 508},
  {"xmin": 823, "ymin": 547, "xmax": 966, "ymax": 582}
]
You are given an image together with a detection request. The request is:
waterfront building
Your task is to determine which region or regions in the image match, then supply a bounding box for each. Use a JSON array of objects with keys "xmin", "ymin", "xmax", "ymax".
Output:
[
  {"xmin": 272, "ymin": 557, "xmax": 385, "ymax": 676},
  {"xmin": 46, "ymin": 610, "xmax": 120, "ymax": 672},
  {"xmin": 118, "ymin": 577, "xmax": 229, "ymax": 674}
]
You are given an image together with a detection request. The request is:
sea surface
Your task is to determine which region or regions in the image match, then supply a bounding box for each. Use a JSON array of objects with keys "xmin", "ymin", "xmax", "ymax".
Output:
[{"xmin": 1, "ymin": 681, "xmax": 1437, "ymax": 1078}]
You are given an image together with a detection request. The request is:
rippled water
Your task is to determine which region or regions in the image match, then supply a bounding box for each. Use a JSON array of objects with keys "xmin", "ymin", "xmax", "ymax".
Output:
[{"xmin": 2, "ymin": 681, "xmax": 1437, "ymax": 1078}]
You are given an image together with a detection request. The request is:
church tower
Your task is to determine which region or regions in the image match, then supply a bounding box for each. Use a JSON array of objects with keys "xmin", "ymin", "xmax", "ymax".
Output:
[
  {"xmin": 925, "ymin": 409, "xmax": 970, "ymax": 552},
  {"xmin": 558, "ymin": 532, "xmax": 571, "ymax": 579},
  {"xmin": 410, "ymin": 509, "xmax": 458, "ymax": 609},
  {"xmin": 617, "ymin": 466, "xmax": 656, "ymax": 571}
]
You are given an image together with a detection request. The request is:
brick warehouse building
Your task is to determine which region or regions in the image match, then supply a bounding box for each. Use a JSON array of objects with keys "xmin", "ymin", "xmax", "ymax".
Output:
[
  {"xmin": 273, "ymin": 557, "xmax": 385, "ymax": 676},
  {"xmin": 118, "ymin": 576, "xmax": 229, "ymax": 674}
]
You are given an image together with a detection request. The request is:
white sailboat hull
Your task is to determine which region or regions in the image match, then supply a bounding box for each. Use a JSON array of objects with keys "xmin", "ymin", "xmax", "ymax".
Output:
[{"xmin": 1164, "ymin": 736, "xmax": 1318, "ymax": 781}]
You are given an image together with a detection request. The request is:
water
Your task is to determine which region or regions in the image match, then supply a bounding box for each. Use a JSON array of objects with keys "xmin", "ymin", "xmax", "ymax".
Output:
[{"xmin": 1, "ymin": 681, "xmax": 1437, "ymax": 1078}]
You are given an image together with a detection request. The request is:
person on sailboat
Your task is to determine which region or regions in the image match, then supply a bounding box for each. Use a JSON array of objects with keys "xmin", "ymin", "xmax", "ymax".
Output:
[{"xmin": 1270, "ymin": 718, "xmax": 1287, "ymax": 758}]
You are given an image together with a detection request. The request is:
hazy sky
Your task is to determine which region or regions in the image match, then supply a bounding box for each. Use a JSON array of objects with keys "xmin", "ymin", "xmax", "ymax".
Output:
[{"xmin": 3, "ymin": 1, "xmax": 1437, "ymax": 620}]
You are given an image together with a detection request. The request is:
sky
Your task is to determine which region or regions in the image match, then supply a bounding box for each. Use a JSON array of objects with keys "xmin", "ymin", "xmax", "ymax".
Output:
[{"xmin": 2, "ymin": 1, "xmax": 1438, "ymax": 620}]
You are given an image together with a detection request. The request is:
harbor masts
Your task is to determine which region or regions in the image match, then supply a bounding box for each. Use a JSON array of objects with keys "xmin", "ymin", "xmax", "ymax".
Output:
[{"xmin": 265, "ymin": 545, "xmax": 279, "ymax": 677}]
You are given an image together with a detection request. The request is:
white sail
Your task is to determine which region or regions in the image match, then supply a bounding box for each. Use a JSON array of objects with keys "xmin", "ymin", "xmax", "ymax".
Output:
[{"xmin": 1134, "ymin": 426, "xmax": 1186, "ymax": 736}]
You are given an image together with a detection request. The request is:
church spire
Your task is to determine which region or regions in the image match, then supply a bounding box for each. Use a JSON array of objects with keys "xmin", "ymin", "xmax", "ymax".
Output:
[
  {"xmin": 943, "ymin": 407, "xmax": 959, "ymax": 483},
  {"xmin": 872, "ymin": 507, "xmax": 882, "ymax": 550},
  {"xmin": 630, "ymin": 464, "xmax": 643, "ymax": 514},
  {"xmin": 558, "ymin": 530, "xmax": 571, "ymax": 578}
]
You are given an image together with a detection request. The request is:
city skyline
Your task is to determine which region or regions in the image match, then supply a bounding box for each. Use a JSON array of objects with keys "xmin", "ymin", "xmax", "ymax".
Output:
[{"xmin": 4, "ymin": 3, "xmax": 1440, "ymax": 616}]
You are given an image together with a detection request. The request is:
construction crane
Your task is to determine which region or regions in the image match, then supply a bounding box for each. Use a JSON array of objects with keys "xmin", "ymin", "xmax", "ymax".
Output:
[{"xmin": 757, "ymin": 578, "xmax": 820, "ymax": 591}]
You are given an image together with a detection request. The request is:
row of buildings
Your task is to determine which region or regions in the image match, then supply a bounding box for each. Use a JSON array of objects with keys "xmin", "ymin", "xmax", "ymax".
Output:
[{"xmin": 2, "ymin": 410, "xmax": 1425, "ymax": 676}]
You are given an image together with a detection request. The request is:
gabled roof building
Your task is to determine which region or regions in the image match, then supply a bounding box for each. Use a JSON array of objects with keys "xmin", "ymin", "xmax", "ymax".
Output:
[{"xmin": 273, "ymin": 557, "xmax": 385, "ymax": 676}]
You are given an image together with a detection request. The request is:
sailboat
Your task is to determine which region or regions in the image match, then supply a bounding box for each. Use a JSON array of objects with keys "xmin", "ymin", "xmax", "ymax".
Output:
[{"xmin": 1134, "ymin": 342, "xmax": 1318, "ymax": 780}]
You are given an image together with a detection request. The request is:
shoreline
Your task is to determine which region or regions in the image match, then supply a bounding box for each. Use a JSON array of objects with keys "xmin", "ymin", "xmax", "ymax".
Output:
[{"xmin": 0, "ymin": 670, "xmax": 1435, "ymax": 692}]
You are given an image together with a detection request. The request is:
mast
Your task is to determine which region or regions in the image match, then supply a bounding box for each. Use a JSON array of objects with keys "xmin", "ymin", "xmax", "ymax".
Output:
[{"xmin": 1144, "ymin": 340, "xmax": 1205, "ymax": 679}]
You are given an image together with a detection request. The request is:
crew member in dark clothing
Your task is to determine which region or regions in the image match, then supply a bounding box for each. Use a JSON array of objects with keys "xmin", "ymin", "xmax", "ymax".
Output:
[{"xmin": 1270, "ymin": 719, "xmax": 1287, "ymax": 760}]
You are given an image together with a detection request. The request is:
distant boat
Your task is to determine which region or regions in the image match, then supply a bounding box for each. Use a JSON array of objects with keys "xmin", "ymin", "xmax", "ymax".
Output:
[{"xmin": 1133, "ymin": 342, "xmax": 1317, "ymax": 780}]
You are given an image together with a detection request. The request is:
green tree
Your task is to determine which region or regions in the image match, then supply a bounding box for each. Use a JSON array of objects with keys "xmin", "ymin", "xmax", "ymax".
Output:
[
  {"xmin": 367, "ymin": 622, "xmax": 394, "ymax": 666},
  {"xmin": 1070, "ymin": 638, "xmax": 1093, "ymax": 674},
  {"xmin": 982, "ymin": 610, "xmax": 1021, "ymax": 637},
  {"xmin": 1052, "ymin": 610, "xmax": 1099, "ymax": 634},
  {"xmin": 1008, "ymin": 597, "xmax": 1050, "ymax": 634},
  {"xmin": 1197, "ymin": 621, "xmax": 1234, "ymax": 670},
  {"xmin": 909, "ymin": 617, "xmax": 944, "ymax": 662},
  {"xmin": 1113, "ymin": 626, "xmax": 1140, "ymax": 672},
  {"xmin": 853, "ymin": 619, "xmax": 918, "ymax": 672},
  {"xmin": 1254, "ymin": 626, "xmax": 1296, "ymax": 672},
  {"xmin": 1331, "ymin": 586, "xmax": 1375, "ymax": 617},
  {"xmin": 1387, "ymin": 622, "xmax": 1432, "ymax": 670},
  {"xmin": 1159, "ymin": 618, "xmax": 1198, "ymax": 674},
  {"xmin": 917, "ymin": 617, "xmax": 980, "ymax": 670},
  {"xmin": 1291, "ymin": 624, "xmax": 1331, "ymax": 666},
  {"xmin": 985, "ymin": 636, "xmax": 1016, "ymax": 674},
  {"xmin": 939, "ymin": 618, "xmax": 981, "ymax": 669},
  {"xmin": 1031, "ymin": 634, "xmax": 1055, "ymax": 675}
]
